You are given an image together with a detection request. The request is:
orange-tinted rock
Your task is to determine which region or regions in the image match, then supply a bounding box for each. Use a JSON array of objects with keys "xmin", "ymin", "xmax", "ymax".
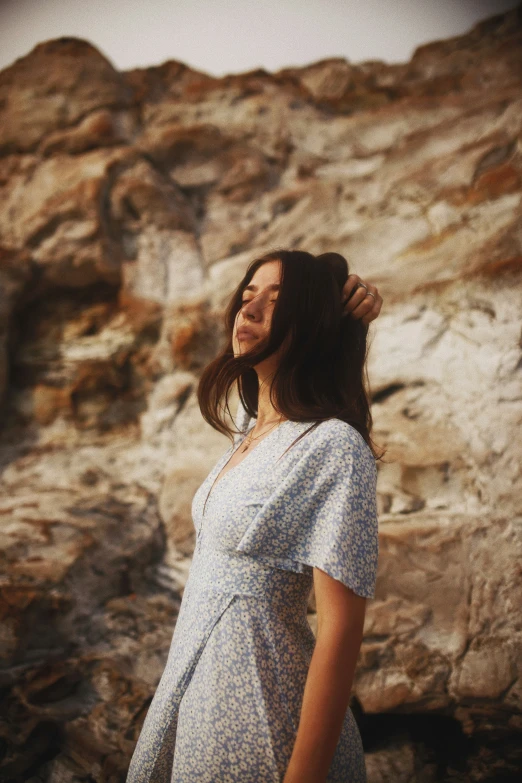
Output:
[
  {"xmin": 0, "ymin": 38, "xmax": 133, "ymax": 155},
  {"xmin": 0, "ymin": 6, "xmax": 521, "ymax": 779}
]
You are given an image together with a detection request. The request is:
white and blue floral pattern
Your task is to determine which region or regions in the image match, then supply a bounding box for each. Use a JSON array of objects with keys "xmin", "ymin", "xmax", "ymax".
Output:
[{"xmin": 126, "ymin": 409, "xmax": 379, "ymax": 783}]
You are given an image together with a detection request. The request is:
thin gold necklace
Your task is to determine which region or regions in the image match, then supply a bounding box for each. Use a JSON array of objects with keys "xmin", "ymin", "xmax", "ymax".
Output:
[{"xmin": 240, "ymin": 416, "xmax": 284, "ymax": 453}]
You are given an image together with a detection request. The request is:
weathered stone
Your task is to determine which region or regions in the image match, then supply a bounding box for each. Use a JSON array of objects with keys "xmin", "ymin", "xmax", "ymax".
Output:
[
  {"xmin": 0, "ymin": 38, "xmax": 134, "ymax": 155},
  {"xmin": 0, "ymin": 6, "xmax": 521, "ymax": 779}
]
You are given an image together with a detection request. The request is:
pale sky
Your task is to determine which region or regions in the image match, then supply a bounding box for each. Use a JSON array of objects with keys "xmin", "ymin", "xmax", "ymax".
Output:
[{"xmin": 0, "ymin": 0, "xmax": 518, "ymax": 76}]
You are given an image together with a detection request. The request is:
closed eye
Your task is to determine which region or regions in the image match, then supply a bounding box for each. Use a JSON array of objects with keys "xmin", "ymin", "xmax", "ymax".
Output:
[{"xmin": 242, "ymin": 299, "xmax": 277, "ymax": 304}]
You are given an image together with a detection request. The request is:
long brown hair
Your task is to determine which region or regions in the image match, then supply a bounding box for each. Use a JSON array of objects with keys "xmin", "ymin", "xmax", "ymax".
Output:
[{"xmin": 197, "ymin": 249, "xmax": 383, "ymax": 460}]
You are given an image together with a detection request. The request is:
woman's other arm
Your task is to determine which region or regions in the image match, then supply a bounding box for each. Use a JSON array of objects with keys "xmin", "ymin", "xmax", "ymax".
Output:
[{"xmin": 283, "ymin": 568, "xmax": 367, "ymax": 783}]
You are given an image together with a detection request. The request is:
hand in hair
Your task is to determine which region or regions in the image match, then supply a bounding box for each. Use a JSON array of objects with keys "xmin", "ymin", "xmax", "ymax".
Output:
[{"xmin": 341, "ymin": 274, "xmax": 382, "ymax": 326}]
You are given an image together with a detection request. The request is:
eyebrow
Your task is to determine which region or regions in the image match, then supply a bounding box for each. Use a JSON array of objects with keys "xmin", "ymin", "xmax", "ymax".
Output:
[{"xmin": 243, "ymin": 283, "xmax": 280, "ymax": 292}]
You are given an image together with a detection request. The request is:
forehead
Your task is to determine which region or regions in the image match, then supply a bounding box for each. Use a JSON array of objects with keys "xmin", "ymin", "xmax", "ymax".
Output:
[{"xmin": 245, "ymin": 259, "xmax": 281, "ymax": 291}]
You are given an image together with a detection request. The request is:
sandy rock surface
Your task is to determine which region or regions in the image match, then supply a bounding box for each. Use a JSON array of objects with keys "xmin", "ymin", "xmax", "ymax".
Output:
[{"xmin": 1, "ymin": 7, "xmax": 521, "ymax": 781}]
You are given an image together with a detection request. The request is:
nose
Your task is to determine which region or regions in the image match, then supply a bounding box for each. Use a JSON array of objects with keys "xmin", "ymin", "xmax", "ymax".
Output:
[{"xmin": 240, "ymin": 296, "xmax": 264, "ymax": 322}]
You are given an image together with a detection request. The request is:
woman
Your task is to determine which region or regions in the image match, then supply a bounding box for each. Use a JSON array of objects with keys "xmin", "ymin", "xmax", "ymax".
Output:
[{"xmin": 126, "ymin": 250, "xmax": 383, "ymax": 783}]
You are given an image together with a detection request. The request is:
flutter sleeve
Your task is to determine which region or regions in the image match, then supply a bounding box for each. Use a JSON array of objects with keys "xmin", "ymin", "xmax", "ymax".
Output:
[{"xmin": 236, "ymin": 419, "xmax": 379, "ymax": 598}]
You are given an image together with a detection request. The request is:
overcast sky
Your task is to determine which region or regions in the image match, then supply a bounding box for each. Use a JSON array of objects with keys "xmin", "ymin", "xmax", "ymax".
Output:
[{"xmin": 0, "ymin": 0, "xmax": 518, "ymax": 76}]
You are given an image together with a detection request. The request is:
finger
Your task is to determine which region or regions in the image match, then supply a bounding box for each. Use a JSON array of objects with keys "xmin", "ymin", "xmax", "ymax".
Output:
[
  {"xmin": 341, "ymin": 274, "xmax": 361, "ymax": 307},
  {"xmin": 349, "ymin": 296, "xmax": 375, "ymax": 322},
  {"xmin": 360, "ymin": 291, "xmax": 383, "ymax": 325},
  {"xmin": 343, "ymin": 281, "xmax": 370, "ymax": 316},
  {"xmin": 344, "ymin": 280, "xmax": 382, "ymax": 321}
]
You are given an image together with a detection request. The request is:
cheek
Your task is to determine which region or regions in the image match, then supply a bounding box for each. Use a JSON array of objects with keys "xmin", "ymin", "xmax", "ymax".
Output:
[{"xmin": 265, "ymin": 304, "xmax": 276, "ymax": 325}]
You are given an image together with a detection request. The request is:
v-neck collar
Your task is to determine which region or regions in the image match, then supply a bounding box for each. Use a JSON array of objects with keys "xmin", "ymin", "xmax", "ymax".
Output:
[{"xmin": 202, "ymin": 419, "xmax": 292, "ymax": 517}]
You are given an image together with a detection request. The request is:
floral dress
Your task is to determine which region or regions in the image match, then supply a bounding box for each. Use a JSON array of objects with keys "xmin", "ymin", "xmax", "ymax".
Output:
[{"xmin": 126, "ymin": 405, "xmax": 379, "ymax": 783}]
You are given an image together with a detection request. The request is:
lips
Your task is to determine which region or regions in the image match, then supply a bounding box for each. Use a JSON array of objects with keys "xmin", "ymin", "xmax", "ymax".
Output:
[{"xmin": 237, "ymin": 327, "xmax": 257, "ymax": 340}]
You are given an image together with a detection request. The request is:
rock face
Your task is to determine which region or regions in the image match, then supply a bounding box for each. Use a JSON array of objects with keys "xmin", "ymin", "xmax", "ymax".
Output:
[{"xmin": 0, "ymin": 7, "xmax": 521, "ymax": 781}]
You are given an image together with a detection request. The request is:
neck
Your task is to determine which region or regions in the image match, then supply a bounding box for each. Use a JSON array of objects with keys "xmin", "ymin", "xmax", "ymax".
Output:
[{"xmin": 255, "ymin": 373, "xmax": 284, "ymax": 428}]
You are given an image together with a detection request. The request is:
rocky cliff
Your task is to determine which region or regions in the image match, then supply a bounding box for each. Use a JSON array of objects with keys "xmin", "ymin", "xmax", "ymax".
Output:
[{"xmin": 0, "ymin": 5, "xmax": 521, "ymax": 781}]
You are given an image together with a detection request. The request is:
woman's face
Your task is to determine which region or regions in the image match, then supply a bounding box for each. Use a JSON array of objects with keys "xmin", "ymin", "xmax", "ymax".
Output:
[{"xmin": 232, "ymin": 259, "xmax": 282, "ymax": 360}]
